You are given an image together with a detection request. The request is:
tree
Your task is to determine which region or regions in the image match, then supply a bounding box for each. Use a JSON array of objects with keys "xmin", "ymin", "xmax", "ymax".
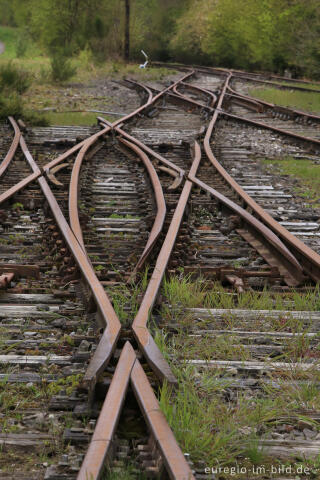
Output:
[{"xmin": 124, "ymin": 0, "xmax": 130, "ymax": 60}]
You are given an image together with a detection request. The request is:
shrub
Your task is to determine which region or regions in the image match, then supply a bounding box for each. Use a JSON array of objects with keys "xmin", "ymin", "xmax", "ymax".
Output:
[
  {"xmin": 50, "ymin": 51, "xmax": 76, "ymax": 83},
  {"xmin": 0, "ymin": 94, "xmax": 24, "ymax": 121},
  {"xmin": 0, "ymin": 61, "xmax": 31, "ymax": 94},
  {"xmin": 16, "ymin": 33, "xmax": 28, "ymax": 58}
]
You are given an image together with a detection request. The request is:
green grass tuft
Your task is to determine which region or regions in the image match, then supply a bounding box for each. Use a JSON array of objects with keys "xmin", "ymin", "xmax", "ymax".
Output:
[
  {"xmin": 248, "ymin": 86, "xmax": 320, "ymax": 114},
  {"xmin": 262, "ymin": 156, "xmax": 320, "ymax": 207}
]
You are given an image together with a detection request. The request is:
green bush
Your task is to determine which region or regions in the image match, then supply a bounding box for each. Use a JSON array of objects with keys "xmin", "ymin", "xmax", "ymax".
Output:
[
  {"xmin": 0, "ymin": 94, "xmax": 24, "ymax": 121},
  {"xmin": 0, "ymin": 61, "xmax": 31, "ymax": 94},
  {"xmin": 16, "ymin": 33, "xmax": 28, "ymax": 58},
  {"xmin": 50, "ymin": 51, "xmax": 76, "ymax": 83}
]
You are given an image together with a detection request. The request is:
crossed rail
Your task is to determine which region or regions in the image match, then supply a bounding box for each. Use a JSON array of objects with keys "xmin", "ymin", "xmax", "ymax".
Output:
[{"xmin": 1, "ymin": 66, "xmax": 320, "ymax": 479}]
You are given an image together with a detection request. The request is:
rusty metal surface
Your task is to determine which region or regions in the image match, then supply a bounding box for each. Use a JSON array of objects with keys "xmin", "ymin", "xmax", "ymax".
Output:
[
  {"xmin": 0, "ymin": 117, "xmax": 20, "ymax": 178},
  {"xmin": 3, "ymin": 66, "xmax": 320, "ymax": 479},
  {"xmin": 227, "ymin": 84, "xmax": 320, "ymax": 122},
  {"xmin": 220, "ymin": 110, "xmax": 320, "ymax": 148},
  {"xmin": 118, "ymin": 137, "xmax": 166, "ymax": 273},
  {"xmin": 202, "ymin": 110, "xmax": 320, "ymax": 281},
  {"xmin": 175, "ymin": 81, "xmax": 217, "ymax": 108},
  {"xmin": 69, "ymin": 129, "xmax": 111, "ymax": 251},
  {"xmin": 98, "ymin": 118, "xmax": 185, "ymax": 179},
  {"xmin": 189, "ymin": 175, "xmax": 304, "ymax": 286},
  {"xmin": 231, "ymin": 72, "xmax": 320, "ymax": 93},
  {"xmin": 182, "ymin": 81, "xmax": 217, "ymax": 107},
  {"xmin": 78, "ymin": 342, "xmax": 136, "ymax": 480},
  {"xmin": 172, "ymin": 84, "xmax": 213, "ymax": 111},
  {"xmin": 132, "ymin": 142, "xmax": 202, "ymax": 384},
  {"xmin": 131, "ymin": 358, "xmax": 195, "ymax": 480},
  {"xmin": 16, "ymin": 123, "xmax": 122, "ymax": 392}
]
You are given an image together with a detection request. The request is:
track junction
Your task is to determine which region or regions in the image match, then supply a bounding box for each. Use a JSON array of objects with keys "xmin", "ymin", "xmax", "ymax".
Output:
[{"xmin": 0, "ymin": 64, "xmax": 320, "ymax": 479}]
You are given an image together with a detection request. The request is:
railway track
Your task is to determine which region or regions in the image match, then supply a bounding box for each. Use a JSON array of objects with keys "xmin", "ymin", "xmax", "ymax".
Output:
[{"xmin": 0, "ymin": 65, "xmax": 320, "ymax": 479}]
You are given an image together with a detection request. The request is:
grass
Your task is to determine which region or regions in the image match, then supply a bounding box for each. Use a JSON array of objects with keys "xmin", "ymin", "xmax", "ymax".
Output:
[
  {"xmin": 105, "ymin": 268, "xmax": 149, "ymax": 325},
  {"xmin": 261, "ymin": 156, "xmax": 320, "ymax": 207},
  {"xmin": 275, "ymin": 80, "xmax": 320, "ymax": 92},
  {"xmin": 43, "ymin": 111, "xmax": 101, "ymax": 126},
  {"xmin": 155, "ymin": 274, "xmax": 320, "ymax": 475},
  {"xmin": 103, "ymin": 465, "xmax": 148, "ymax": 479},
  {"xmin": 248, "ymin": 86, "xmax": 320, "ymax": 114},
  {"xmin": 0, "ymin": 26, "xmax": 43, "ymax": 60},
  {"xmin": 0, "ymin": 26, "xmax": 175, "ymax": 126},
  {"xmin": 162, "ymin": 274, "xmax": 320, "ymax": 312}
]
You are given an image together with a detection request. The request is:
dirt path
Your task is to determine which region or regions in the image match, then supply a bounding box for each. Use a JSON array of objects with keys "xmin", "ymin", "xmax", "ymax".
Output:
[{"xmin": 0, "ymin": 41, "xmax": 5, "ymax": 54}]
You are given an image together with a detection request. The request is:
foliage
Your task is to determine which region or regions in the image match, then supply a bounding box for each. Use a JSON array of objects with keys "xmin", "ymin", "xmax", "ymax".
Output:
[
  {"xmin": 0, "ymin": 61, "xmax": 30, "ymax": 93},
  {"xmin": 50, "ymin": 50, "xmax": 76, "ymax": 83},
  {"xmin": 1, "ymin": 0, "xmax": 320, "ymax": 77}
]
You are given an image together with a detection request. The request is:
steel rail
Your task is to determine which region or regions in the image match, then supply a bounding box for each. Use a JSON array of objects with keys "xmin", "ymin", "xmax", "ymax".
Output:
[
  {"xmin": 0, "ymin": 126, "xmax": 110, "ymax": 205},
  {"xmin": 225, "ymin": 92, "xmax": 263, "ymax": 112},
  {"xmin": 118, "ymin": 137, "xmax": 166, "ymax": 273},
  {"xmin": 0, "ymin": 71, "xmax": 192, "ymax": 206},
  {"xmin": 172, "ymin": 75, "xmax": 304, "ymax": 284},
  {"xmin": 12, "ymin": 122, "xmax": 122, "ymax": 393},
  {"xmin": 227, "ymin": 84, "xmax": 320, "ymax": 122},
  {"xmin": 217, "ymin": 109, "xmax": 320, "ymax": 151},
  {"xmin": 98, "ymin": 117, "xmax": 185, "ymax": 180},
  {"xmin": 79, "ymin": 341, "xmax": 194, "ymax": 480},
  {"xmin": 173, "ymin": 81, "xmax": 217, "ymax": 108},
  {"xmin": 69, "ymin": 128, "xmax": 111, "ymax": 250},
  {"xmin": 132, "ymin": 143, "xmax": 201, "ymax": 384},
  {"xmin": 131, "ymin": 357, "xmax": 195, "ymax": 480},
  {"xmin": 78, "ymin": 341, "xmax": 136, "ymax": 480},
  {"xmin": 68, "ymin": 81, "xmax": 154, "ymax": 251},
  {"xmin": 181, "ymin": 81, "xmax": 217, "ymax": 106},
  {"xmin": 149, "ymin": 70, "xmax": 320, "ymax": 282},
  {"xmin": 0, "ymin": 117, "xmax": 21, "ymax": 178},
  {"xmin": 118, "ymin": 71, "xmax": 320, "ymax": 283},
  {"xmin": 60, "ymin": 72, "xmax": 196, "ymax": 390},
  {"xmin": 231, "ymin": 73, "xmax": 320, "ymax": 93},
  {"xmin": 188, "ymin": 175, "xmax": 304, "ymax": 285},
  {"xmin": 140, "ymin": 76, "xmax": 307, "ymax": 284},
  {"xmin": 201, "ymin": 81, "xmax": 320, "ymax": 282}
]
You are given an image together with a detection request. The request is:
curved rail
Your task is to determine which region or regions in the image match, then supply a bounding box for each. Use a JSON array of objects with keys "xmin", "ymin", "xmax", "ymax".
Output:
[
  {"xmin": 0, "ymin": 117, "xmax": 21, "ymax": 178},
  {"xmin": 78, "ymin": 341, "xmax": 194, "ymax": 480},
  {"xmin": 228, "ymin": 84, "xmax": 320, "ymax": 123},
  {"xmin": 132, "ymin": 142, "xmax": 202, "ymax": 383},
  {"xmin": 98, "ymin": 117, "xmax": 185, "ymax": 183},
  {"xmin": 12, "ymin": 121, "xmax": 122, "ymax": 393},
  {"xmin": 69, "ymin": 128, "xmax": 111, "ymax": 250},
  {"xmin": 202, "ymin": 80, "xmax": 320, "ymax": 282},
  {"xmin": 174, "ymin": 81, "xmax": 217, "ymax": 108},
  {"xmin": 118, "ymin": 137, "xmax": 166, "ymax": 274}
]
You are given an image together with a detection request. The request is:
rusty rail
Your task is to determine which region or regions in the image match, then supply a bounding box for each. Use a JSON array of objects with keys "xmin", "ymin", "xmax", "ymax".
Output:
[
  {"xmin": 200, "ymin": 80, "xmax": 320, "ymax": 282},
  {"xmin": 0, "ymin": 117, "xmax": 21, "ymax": 178},
  {"xmin": 118, "ymin": 137, "xmax": 166, "ymax": 273},
  {"xmin": 3, "ymin": 64, "xmax": 320, "ymax": 480},
  {"xmin": 14, "ymin": 122, "xmax": 122, "ymax": 393},
  {"xmin": 132, "ymin": 143, "xmax": 201, "ymax": 383},
  {"xmin": 79, "ymin": 341, "xmax": 194, "ymax": 480},
  {"xmin": 227, "ymin": 84, "xmax": 320, "ymax": 123}
]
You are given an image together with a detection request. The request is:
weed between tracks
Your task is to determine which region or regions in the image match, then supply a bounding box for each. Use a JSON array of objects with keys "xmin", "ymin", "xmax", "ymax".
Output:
[
  {"xmin": 156, "ymin": 275, "xmax": 320, "ymax": 477},
  {"xmin": 262, "ymin": 156, "xmax": 320, "ymax": 207},
  {"xmin": 248, "ymin": 86, "xmax": 320, "ymax": 114}
]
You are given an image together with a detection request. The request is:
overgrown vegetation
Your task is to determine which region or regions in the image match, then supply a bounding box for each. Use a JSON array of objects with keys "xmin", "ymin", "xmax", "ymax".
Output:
[
  {"xmin": 50, "ymin": 50, "xmax": 76, "ymax": 83},
  {"xmin": 0, "ymin": 61, "xmax": 48, "ymax": 124},
  {"xmin": 262, "ymin": 156, "xmax": 320, "ymax": 207},
  {"xmin": 248, "ymin": 86, "xmax": 320, "ymax": 114},
  {"xmin": 1, "ymin": 0, "xmax": 320, "ymax": 77},
  {"xmin": 162, "ymin": 274, "xmax": 320, "ymax": 311},
  {"xmin": 156, "ymin": 275, "xmax": 320, "ymax": 475}
]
